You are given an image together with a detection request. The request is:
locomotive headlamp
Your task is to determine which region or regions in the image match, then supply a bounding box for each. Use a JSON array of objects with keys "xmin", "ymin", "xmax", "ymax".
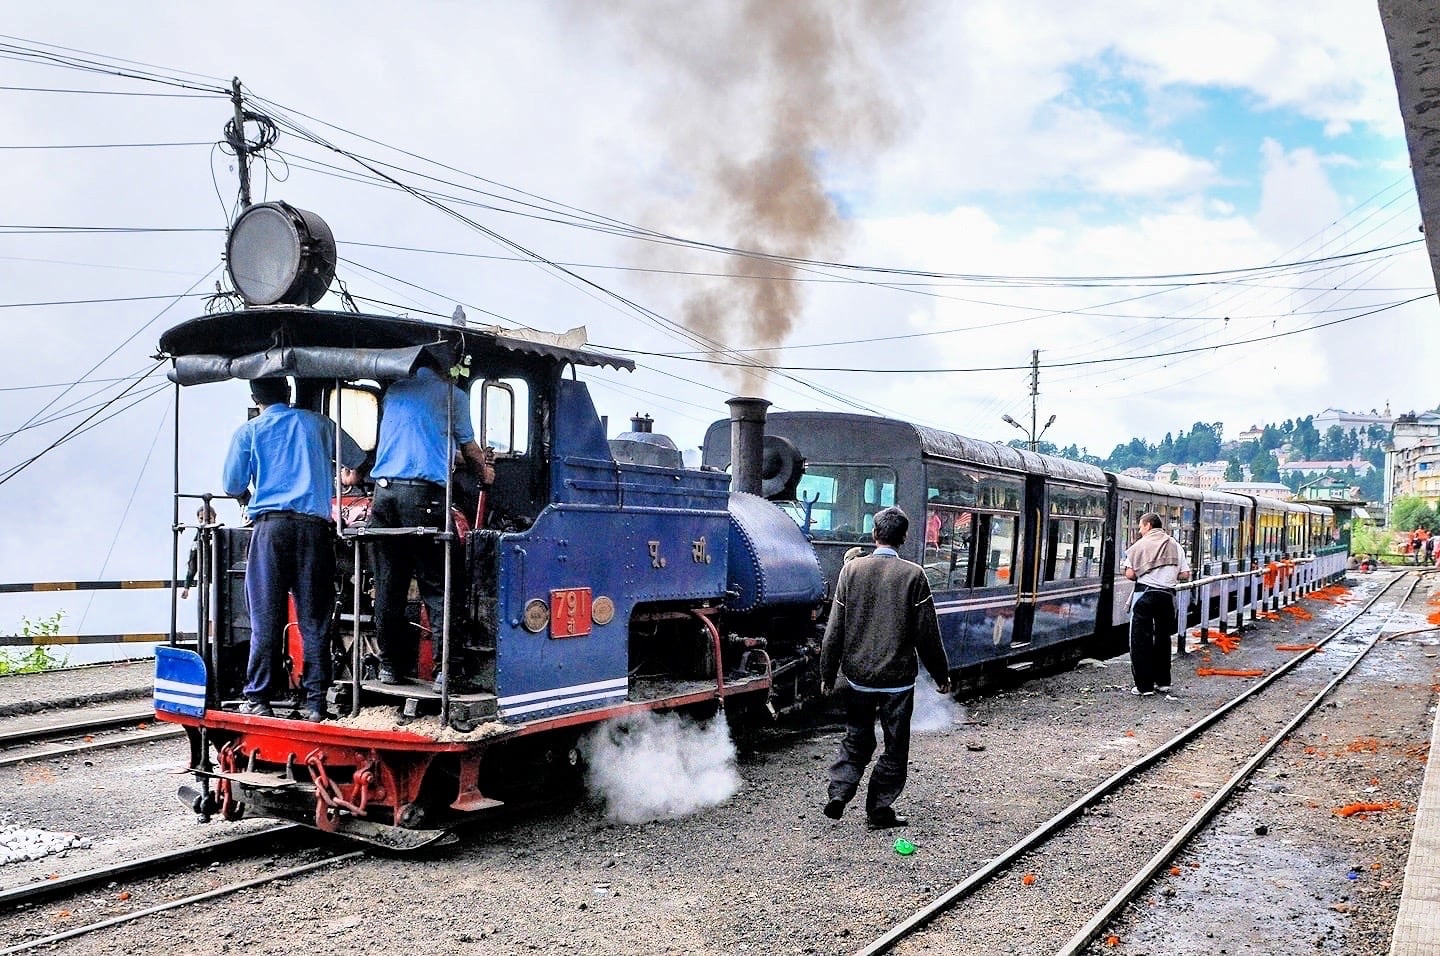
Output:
[{"xmin": 226, "ymin": 201, "xmax": 337, "ymax": 306}]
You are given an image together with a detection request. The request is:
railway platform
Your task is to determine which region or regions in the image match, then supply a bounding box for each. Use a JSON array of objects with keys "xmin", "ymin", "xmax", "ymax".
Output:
[
  {"xmin": 1391, "ymin": 676, "xmax": 1440, "ymax": 954},
  {"xmin": 0, "ymin": 660, "xmax": 151, "ymax": 718}
]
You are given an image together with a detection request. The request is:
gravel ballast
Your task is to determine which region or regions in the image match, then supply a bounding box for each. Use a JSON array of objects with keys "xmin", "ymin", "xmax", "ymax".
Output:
[{"xmin": 0, "ymin": 571, "xmax": 1432, "ymax": 955}]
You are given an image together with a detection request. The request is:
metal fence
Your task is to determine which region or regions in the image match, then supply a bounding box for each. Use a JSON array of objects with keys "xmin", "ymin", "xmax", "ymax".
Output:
[{"xmin": 0, "ymin": 579, "xmax": 195, "ymax": 647}]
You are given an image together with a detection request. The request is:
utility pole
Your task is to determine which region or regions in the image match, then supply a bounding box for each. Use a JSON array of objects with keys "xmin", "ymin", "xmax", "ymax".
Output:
[
  {"xmin": 1002, "ymin": 348, "xmax": 1055, "ymax": 451},
  {"xmin": 229, "ymin": 77, "xmax": 252, "ymax": 209},
  {"xmin": 1029, "ymin": 348, "xmax": 1040, "ymax": 453}
]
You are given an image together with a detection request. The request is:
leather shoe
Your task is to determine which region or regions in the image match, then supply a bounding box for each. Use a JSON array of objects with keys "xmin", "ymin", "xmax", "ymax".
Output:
[
  {"xmin": 823, "ymin": 799, "xmax": 846, "ymax": 820},
  {"xmin": 866, "ymin": 808, "xmax": 909, "ymax": 830},
  {"xmin": 305, "ymin": 709, "xmax": 330, "ymax": 723},
  {"xmin": 239, "ymin": 700, "xmax": 273, "ymax": 718},
  {"xmin": 378, "ymin": 665, "xmax": 403, "ymax": 685}
]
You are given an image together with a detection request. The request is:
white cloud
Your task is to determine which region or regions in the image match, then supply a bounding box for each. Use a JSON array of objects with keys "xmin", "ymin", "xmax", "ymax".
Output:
[{"xmin": 0, "ymin": 1, "xmax": 1428, "ymax": 636}]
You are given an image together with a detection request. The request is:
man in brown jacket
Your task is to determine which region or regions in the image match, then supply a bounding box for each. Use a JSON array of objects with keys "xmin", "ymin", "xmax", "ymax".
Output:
[{"xmin": 820, "ymin": 506, "xmax": 952, "ymax": 829}]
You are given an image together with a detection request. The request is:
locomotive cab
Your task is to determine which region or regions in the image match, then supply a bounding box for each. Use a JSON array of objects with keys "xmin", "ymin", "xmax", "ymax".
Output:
[{"xmin": 156, "ymin": 282, "xmax": 823, "ymax": 844}]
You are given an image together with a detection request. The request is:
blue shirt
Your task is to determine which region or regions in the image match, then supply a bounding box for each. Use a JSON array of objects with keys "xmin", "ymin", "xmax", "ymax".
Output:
[
  {"xmin": 371, "ymin": 367, "xmax": 475, "ymax": 484},
  {"xmin": 222, "ymin": 404, "xmax": 335, "ymax": 519}
]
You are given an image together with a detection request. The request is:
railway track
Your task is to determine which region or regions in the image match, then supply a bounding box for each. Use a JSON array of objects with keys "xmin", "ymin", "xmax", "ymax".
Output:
[
  {"xmin": 857, "ymin": 570, "xmax": 1424, "ymax": 956},
  {"xmin": 0, "ymin": 825, "xmax": 361, "ymax": 955},
  {"xmin": 0, "ymin": 703, "xmax": 179, "ymax": 768}
]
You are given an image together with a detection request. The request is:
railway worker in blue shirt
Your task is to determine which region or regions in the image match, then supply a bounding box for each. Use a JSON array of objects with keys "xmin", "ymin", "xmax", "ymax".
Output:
[
  {"xmin": 819, "ymin": 506, "xmax": 952, "ymax": 830},
  {"xmin": 369, "ymin": 365, "xmax": 492, "ymax": 691},
  {"xmin": 1122, "ymin": 512, "xmax": 1192, "ymax": 699},
  {"xmin": 222, "ymin": 377, "xmax": 337, "ymax": 722}
]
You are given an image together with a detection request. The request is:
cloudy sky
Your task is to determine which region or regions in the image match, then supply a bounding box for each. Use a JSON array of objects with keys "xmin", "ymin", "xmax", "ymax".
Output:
[{"xmin": 0, "ymin": 2, "xmax": 1431, "ymax": 635}]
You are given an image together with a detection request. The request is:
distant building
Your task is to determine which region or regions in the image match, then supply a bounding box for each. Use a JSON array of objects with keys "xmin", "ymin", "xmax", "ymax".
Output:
[
  {"xmin": 1236, "ymin": 424, "xmax": 1264, "ymax": 444},
  {"xmin": 1314, "ymin": 406, "xmax": 1393, "ymax": 447},
  {"xmin": 1296, "ymin": 475, "xmax": 1360, "ymax": 502},
  {"xmin": 1385, "ymin": 411, "xmax": 1440, "ymax": 508},
  {"xmin": 1154, "ymin": 461, "xmax": 1240, "ymax": 490},
  {"xmin": 1214, "ymin": 481, "xmax": 1294, "ymax": 500}
]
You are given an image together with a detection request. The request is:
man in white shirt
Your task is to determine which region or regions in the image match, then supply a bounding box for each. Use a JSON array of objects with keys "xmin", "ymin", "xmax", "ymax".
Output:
[{"xmin": 1122, "ymin": 512, "xmax": 1191, "ymax": 699}]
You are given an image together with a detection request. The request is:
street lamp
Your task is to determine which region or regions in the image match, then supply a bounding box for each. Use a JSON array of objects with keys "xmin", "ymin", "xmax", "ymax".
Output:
[{"xmin": 1002, "ymin": 413, "xmax": 1057, "ymax": 452}]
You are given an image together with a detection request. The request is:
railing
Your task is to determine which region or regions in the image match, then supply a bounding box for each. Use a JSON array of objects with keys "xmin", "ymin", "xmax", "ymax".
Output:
[
  {"xmin": 0, "ymin": 578, "xmax": 195, "ymax": 647},
  {"xmin": 1163, "ymin": 550, "xmax": 1352, "ymax": 652}
]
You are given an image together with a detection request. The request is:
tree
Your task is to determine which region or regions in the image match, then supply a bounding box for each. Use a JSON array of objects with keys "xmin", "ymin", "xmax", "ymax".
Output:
[
  {"xmin": 1187, "ymin": 421, "xmax": 1220, "ymax": 461},
  {"xmin": 1294, "ymin": 416, "xmax": 1321, "ymax": 460},
  {"xmin": 1392, "ymin": 496, "xmax": 1439, "ymax": 533},
  {"xmin": 1261, "ymin": 424, "xmax": 1283, "ymax": 450},
  {"xmin": 1224, "ymin": 458, "xmax": 1242, "ymax": 482},
  {"xmin": 1156, "ymin": 432, "xmax": 1174, "ymax": 462},
  {"xmin": 1250, "ymin": 448, "xmax": 1279, "ymax": 482}
]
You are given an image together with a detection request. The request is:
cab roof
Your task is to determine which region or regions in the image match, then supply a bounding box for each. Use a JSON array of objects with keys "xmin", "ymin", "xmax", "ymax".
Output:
[{"xmin": 159, "ymin": 308, "xmax": 634, "ymax": 386}]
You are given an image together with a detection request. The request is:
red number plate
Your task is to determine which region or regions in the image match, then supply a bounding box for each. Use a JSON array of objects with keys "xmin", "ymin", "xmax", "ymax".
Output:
[{"xmin": 549, "ymin": 588, "xmax": 592, "ymax": 638}]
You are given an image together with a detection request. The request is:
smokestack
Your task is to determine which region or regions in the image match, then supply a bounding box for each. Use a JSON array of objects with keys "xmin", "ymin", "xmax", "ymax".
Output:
[
  {"xmin": 727, "ymin": 397, "xmax": 771, "ymax": 496},
  {"xmin": 630, "ymin": 413, "xmax": 654, "ymax": 434}
]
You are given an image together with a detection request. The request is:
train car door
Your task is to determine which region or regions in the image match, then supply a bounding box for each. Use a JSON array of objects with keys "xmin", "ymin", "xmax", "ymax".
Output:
[{"xmin": 1012, "ymin": 474, "xmax": 1044, "ymax": 646}]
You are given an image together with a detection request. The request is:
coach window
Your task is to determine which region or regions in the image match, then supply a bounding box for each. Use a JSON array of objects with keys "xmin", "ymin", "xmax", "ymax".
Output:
[
  {"xmin": 795, "ymin": 464, "xmax": 897, "ymax": 543},
  {"xmin": 478, "ymin": 378, "xmax": 530, "ymax": 456},
  {"xmin": 1076, "ymin": 519, "xmax": 1102, "ymax": 578},
  {"xmin": 1045, "ymin": 519, "xmax": 1076, "ymax": 581},
  {"xmin": 975, "ymin": 514, "xmax": 1016, "ymax": 588}
]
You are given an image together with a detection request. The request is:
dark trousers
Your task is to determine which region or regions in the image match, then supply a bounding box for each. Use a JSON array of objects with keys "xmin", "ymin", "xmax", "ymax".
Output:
[
  {"xmin": 827, "ymin": 686, "xmax": 915, "ymax": 815},
  {"xmin": 369, "ymin": 482, "xmax": 460, "ymax": 676},
  {"xmin": 243, "ymin": 514, "xmax": 335, "ymax": 710},
  {"xmin": 1129, "ymin": 589, "xmax": 1177, "ymax": 692}
]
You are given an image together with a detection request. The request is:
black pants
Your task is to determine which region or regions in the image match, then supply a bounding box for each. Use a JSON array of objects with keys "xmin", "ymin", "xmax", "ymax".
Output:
[
  {"xmin": 369, "ymin": 482, "xmax": 461, "ymax": 677},
  {"xmin": 1130, "ymin": 589, "xmax": 1177, "ymax": 692},
  {"xmin": 243, "ymin": 514, "xmax": 334, "ymax": 710},
  {"xmin": 827, "ymin": 686, "xmax": 915, "ymax": 815}
]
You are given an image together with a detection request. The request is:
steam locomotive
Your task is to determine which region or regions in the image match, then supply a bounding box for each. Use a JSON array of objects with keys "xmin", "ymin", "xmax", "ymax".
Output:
[{"xmin": 154, "ymin": 201, "xmax": 1342, "ymax": 848}]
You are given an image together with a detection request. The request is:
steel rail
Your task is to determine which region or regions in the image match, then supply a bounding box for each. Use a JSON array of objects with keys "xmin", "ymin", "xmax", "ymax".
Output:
[
  {"xmin": 0, "ymin": 707, "xmax": 156, "ymax": 748},
  {"xmin": 855, "ymin": 570, "xmax": 1414, "ymax": 956},
  {"xmin": 0, "ymin": 823, "xmax": 300, "ymax": 912},
  {"xmin": 1056, "ymin": 571, "xmax": 1429, "ymax": 955},
  {"xmin": 0, "ymin": 847, "xmax": 360, "ymax": 956},
  {"xmin": 0, "ymin": 723, "xmax": 181, "ymax": 768}
]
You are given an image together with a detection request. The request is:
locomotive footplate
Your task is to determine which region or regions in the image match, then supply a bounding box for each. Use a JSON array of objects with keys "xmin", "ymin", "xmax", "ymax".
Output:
[{"xmin": 357, "ymin": 678, "xmax": 499, "ymax": 723}]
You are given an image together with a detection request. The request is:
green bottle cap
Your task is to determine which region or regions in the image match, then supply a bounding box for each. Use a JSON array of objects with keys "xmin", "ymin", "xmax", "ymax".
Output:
[{"xmin": 893, "ymin": 838, "xmax": 915, "ymax": 855}]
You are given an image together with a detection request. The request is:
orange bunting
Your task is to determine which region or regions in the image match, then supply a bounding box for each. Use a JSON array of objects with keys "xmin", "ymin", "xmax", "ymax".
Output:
[
  {"xmin": 1427, "ymin": 610, "xmax": 1440, "ymax": 626},
  {"xmin": 1282, "ymin": 606, "xmax": 1313, "ymax": 620},
  {"xmin": 1105, "ymin": 935, "xmax": 1120, "ymax": 947},
  {"xmin": 1021, "ymin": 873, "xmax": 1037, "ymax": 886},
  {"xmin": 1274, "ymin": 643, "xmax": 1319, "ymax": 652},
  {"xmin": 1211, "ymin": 634, "xmax": 1240, "ymax": 654},
  {"xmin": 1334, "ymin": 801, "xmax": 1400, "ymax": 817},
  {"xmin": 1196, "ymin": 667, "xmax": 1265, "ymax": 678}
]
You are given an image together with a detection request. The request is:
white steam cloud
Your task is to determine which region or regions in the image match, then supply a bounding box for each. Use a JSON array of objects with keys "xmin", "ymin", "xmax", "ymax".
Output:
[
  {"xmin": 911, "ymin": 672, "xmax": 966, "ymax": 733},
  {"xmin": 580, "ymin": 710, "xmax": 741, "ymax": 824}
]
